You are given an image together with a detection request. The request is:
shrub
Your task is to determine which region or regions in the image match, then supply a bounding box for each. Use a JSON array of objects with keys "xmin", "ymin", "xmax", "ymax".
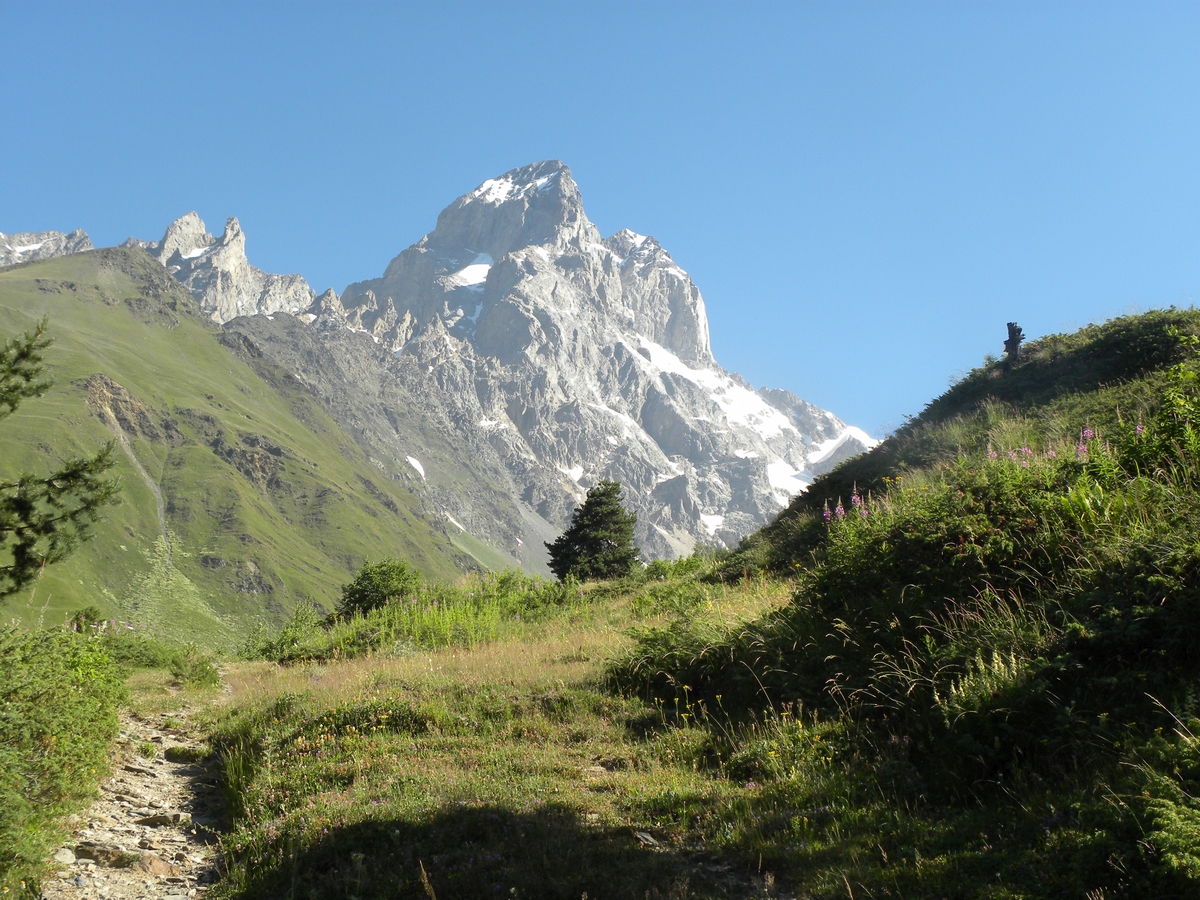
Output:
[
  {"xmin": 609, "ymin": 405, "xmax": 1200, "ymax": 795},
  {"xmin": 66, "ymin": 612, "xmax": 222, "ymax": 686},
  {"xmin": 0, "ymin": 627, "xmax": 125, "ymax": 892},
  {"xmin": 335, "ymin": 558, "xmax": 422, "ymax": 618}
]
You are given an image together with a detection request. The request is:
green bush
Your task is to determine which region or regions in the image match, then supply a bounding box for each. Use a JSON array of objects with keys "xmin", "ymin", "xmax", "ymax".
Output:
[
  {"xmin": 0, "ymin": 627, "xmax": 125, "ymax": 893},
  {"xmin": 66, "ymin": 612, "xmax": 222, "ymax": 686},
  {"xmin": 335, "ymin": 558, "xmax": 422, "ymax": 618}
]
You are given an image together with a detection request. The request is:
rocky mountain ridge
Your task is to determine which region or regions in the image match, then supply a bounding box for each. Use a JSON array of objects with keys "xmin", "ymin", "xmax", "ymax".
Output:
[
  {"xmin": 21, "ymin": 162, "xmax": 874, "ymax": 564},
  {"xmin": 208, "ymin": 161, "xmax": 873, "ymax": 560},
  {"xmin": 124, "ymin": 213, "xmax": 314, "ymax": 323},
  {"xmin": 0, "ymin": 228, "xmax": 93, "ymax": 268}
]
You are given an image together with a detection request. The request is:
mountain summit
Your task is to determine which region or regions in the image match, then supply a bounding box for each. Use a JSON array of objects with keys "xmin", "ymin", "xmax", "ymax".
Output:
[
  {"xmin": 134, "ymin": 162, "xmax": 876, "ymax": 563},
  {"xmin": 125, "ymin": 213, "xmax": 314, "ymax": 322}
]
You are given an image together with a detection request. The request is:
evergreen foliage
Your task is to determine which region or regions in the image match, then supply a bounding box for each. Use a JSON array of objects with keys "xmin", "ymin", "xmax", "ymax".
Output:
[
  {"xmin": 545, "ymin": 479, "xmax": 639, "ymax": 581},
  {"xmin": 0, "ymin": 319, "xmax": 117, "ymax": 595}
]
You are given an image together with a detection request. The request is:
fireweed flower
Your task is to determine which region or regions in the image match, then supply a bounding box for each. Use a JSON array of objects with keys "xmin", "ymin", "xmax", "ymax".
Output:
[
  {"xmin": 1136, "ymin": 424, "xmax": 1145, "ymax": 436},
  {"xmin": 1045, "ymin": 449, "xmax": 1058, "ymax": 458},
  {"xmin": 1076, "ymin": 444, "xmax": 1088, "ymax": 460},
  {"xmin": 988, "ymin": 449, "xmax": 998, "ymax": 459},
  {"xmin": 851, "ymin": 495, "xmax": 862, "ymax": 507},
  {"xmin": 1020, "ymin": 447, "xmax": 1033, "ymax": 456},
  {"xmin": 1082, "ymin": 428, "xmax": 1095, "ymax": 440},
  {"xmin": 834, "ymin": 504, "xmax": 845, "ymax": 519},
  {"xmin": 822, "ymin": 507, "xmax": 832, "ymax": 522}
]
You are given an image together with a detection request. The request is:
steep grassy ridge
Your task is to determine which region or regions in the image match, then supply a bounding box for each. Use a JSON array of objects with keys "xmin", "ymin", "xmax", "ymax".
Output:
[
  {"xmin": 729, "ymin": 308, "xmax": 1200, "ymax": 576},
  {"xmin": 0, "ymin": 249, "xmax": 476, "ymax": 642}
]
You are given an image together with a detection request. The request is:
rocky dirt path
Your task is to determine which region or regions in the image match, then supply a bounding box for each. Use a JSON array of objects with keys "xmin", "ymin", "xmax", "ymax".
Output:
[{"xmin": 40, "ymin": 709, "xmax": 225, "ymax": 900}]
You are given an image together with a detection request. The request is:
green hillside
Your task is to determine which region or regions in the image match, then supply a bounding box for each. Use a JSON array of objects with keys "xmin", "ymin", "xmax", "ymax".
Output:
[
  {"xmin": 729, "ymin": 307, "xmax": 1200, "ymax": 576},
  {"xmin": 14, "ymin": 306, "xmax": 1200, "ymax": 898},
  {"xmin": 0, "ymin": 248, "xmax": 482, "ymax": 646}
]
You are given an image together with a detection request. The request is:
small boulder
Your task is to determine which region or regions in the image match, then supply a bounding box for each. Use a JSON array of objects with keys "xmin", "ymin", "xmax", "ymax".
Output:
[
  {"xmin": 52, "ymin": 847, "xmax": 75, "ymax": 865},
  {"xmin": 134, "ymin": 853, "xmax": 178, "ymax": 876}
]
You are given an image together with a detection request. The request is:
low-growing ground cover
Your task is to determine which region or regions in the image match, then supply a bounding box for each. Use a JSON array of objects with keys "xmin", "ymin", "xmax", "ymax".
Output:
[
  {"xmin": 16, "ymin": 308, "xmax": 1200, "ymax": 898},
  {"xmin": 202, "ymin": 576, "xmax": 792, "ymax": 899},
  {"xmin": 203, "ymin": 310, "xmax": 1200, "ymax": 898}
]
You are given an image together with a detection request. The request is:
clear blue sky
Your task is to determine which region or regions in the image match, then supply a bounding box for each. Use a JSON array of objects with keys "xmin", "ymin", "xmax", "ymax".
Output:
[{"xmin": 2, "ymin": 2, "xmax": 1197, "ymax": 436}]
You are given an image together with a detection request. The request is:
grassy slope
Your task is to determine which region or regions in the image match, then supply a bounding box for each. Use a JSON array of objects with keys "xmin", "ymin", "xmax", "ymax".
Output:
[
  {"xmin": 0, "ymin": 248, "xmax": 480, "ymax": 644},
  {"xmin": 201, "ymin": 307, "xmax": 1200, "ymax": 899},
  {"xmin": 206, "ymin": 574, "xmax": 792, "ymax": 900},
  {"xmin": 727, "ymin": 307, "xmax": 1200, "ymax": 576}
]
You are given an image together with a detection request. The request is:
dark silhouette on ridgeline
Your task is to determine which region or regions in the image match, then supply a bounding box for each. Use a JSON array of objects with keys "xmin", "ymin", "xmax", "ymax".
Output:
[{"xmin": 1004, "ymin": 322, "xmax": 1024, "ymax": 365}]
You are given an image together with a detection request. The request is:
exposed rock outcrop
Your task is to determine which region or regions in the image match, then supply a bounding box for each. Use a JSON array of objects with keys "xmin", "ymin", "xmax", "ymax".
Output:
[
  {"xmin": 133, "ymin": 162, "xmax": 875, "ymax": 562},
  {"xmin": 0, "ymin": 229, "xmax": 93, "ymax": 268},
  {"xmin": 126, "ymin": 213, "xmax": 314, "ymax": 323},
  {"xmin": 228, "ymin": 162, "xmax": 876, "ymax": 559}
]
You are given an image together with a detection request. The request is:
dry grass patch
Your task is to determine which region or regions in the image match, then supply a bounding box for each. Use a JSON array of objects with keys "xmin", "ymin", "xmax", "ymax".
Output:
[{"xmin": 203, "ymin": 580, "xmax": 793, "ymax": 899}]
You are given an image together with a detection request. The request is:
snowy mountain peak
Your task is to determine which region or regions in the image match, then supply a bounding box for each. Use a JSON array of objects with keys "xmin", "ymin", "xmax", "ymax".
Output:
[
  {"xmin": 300, "ymin": 161, "xmax": 877, "ymax": 559},
  {"xmin": 467, "ymin": 160, "xmax": 570, "ymax": 207},
  {"xmin": 423, "ymin": 161, "xmax": 599, "ymax": 262},
  {"xmin": 607, "ymin": 228, "xmax": 651, "ymax": 256}
]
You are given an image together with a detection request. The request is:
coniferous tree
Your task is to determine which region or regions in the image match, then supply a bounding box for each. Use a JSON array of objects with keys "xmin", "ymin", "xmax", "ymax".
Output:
[
  {"xmin": 545, "ymin": 479, "xmax": 639, "ymax": 581},
  {"xmin": 0, "ymin": 319, "xmax": 118, "ymax": 595}
]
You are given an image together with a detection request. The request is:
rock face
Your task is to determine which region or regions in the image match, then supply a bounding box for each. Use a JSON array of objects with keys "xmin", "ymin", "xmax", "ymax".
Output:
[
  {"xmin": 126, "ymin": 212, "xmax": 314, "ymax": 323},
  {"xmin": 0, "ymin": 229, "xmax": 93, "ymax": 268},
  {"xmin": 148, "ymin": 162, "xmax": 876, "ymax": 562}
]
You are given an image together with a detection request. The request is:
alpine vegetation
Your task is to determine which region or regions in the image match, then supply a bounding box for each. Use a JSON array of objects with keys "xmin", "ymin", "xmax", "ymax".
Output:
[
  {"xmin": 545, "ymin": 479, "xmax": 639, "ymax": 581},
  {"xmin": 0, "ymin": 318, "xmax": 117, "ymax": 595}
]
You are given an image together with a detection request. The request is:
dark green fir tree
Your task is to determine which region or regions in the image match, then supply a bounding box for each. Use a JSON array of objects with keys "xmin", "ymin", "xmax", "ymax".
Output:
[
  {"xmin": 0, "ymin": 319, "xmax": 118, "ymax": 595},
  {"xmin": 545, "ymin": 479, "xmax": 639, "ymax": 581}
]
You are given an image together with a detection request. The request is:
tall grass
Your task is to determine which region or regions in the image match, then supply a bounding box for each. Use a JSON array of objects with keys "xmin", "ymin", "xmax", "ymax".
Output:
[
  {"xmin": 611, "ymin": 408, "xmax": 1200, "ymax": 794},
  {"xmin": 241, "ymin": 569, "xmax": 588, "ymax": 662}
]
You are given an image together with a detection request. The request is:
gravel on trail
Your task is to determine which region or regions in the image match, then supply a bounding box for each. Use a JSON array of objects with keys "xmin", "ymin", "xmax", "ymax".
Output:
[{"xmin": 40, "ymin": 710, "xmax": 226, "ymax": 900}]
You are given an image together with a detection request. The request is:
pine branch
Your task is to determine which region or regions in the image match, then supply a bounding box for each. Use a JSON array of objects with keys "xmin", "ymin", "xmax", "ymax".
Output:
[{"xmin": 0, "ymin": 318, "xmax": 54, "ymax": 421}]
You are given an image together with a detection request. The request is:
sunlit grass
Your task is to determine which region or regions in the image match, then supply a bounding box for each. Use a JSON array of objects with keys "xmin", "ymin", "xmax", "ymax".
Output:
[{"xmin": 204, "ymin": 576, "xmax": 794, "ymax": 898}]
